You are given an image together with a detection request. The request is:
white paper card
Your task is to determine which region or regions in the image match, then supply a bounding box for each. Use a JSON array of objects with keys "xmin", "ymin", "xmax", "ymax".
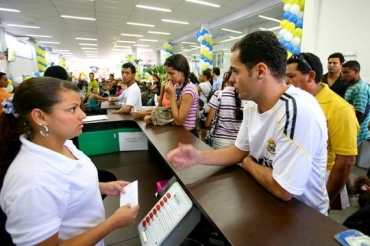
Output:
[
  {"xmin": 120, "ymin": 180, "xmax": 138, "ymax": 207},
  {"xmin": 83, "ymin": 115, "xmax": 109, "ymax": 122},
  {"xmin": 118, "ymin": 132, "xmax": 148, "ymax": 151}
]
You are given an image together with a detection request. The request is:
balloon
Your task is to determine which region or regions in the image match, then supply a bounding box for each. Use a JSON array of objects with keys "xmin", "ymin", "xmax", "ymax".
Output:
[
  {"xmin": 279, "ymin": 38, "xmax": 287, "ymax": 46},
  {"xmin": 293, "ymin": 28, "xmax": 303, "ymax": 37},
  {"xmin": 282, "ymin": 0, "xmax": 290, "ymax": 3},
  {"xmin": 299, "ymin": 0, "xmax": 305, "ymax": 11},
  {"xmin": 283, "ymin": 32, "xmax": 294, "ymax": 42},
  {"xmin": 288, "ymin": 14, "xmax": 297, "ymax": 23},
  {"xmin": 280, "ymin": 19, "xmax": 289, "ymax": 29},
  {"xmin": 290, "ymin": 4, "xmax": 300, "ymax": 14},
  {"xmin": 287, "ymin": 51, "xmax": 293, "ymax": 59},
  {"xmin": 297, "ymin": 11, "xmax": 304, "ymax": 19},
  {"xmin": 279, "ymin": 28, "xmax": 288, "ymax": 38},
  {"xmin": 290, "ymin": 0, "xmax": 299, "ymax": 4},
  {"xmin": 197, "ymin": 36, "xmax": 203, "ymax": 42},
  {"xmin": 295, "ymin": 19, "xmax": 303, "ymax": 28},
  {"xmin": 284, "ymin": 42, "xmax": 293, "ymax": 51},
  {"xmin": 291, "ymin": 37, "xmax": 301, "ymax": 47},
  {"xmin": 283, "ymin": 11, "xmax": 291, "ymax": 20},
  {"xmin": 286, "ymin": 22, "xmax": 296, "ymax": 32},
  {"xmin": 283, "ymin": 3, "xmax": 291, "ymax": 12},
  {"xmin": 292, "ymin": 46, "xmax": 301, "ymax": 54}
]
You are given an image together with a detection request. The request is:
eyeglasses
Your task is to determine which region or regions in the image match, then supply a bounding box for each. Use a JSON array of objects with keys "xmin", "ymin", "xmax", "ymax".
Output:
[{"xmin": 290, "ymin": 54, "xmax": 313, "ymax": 71}]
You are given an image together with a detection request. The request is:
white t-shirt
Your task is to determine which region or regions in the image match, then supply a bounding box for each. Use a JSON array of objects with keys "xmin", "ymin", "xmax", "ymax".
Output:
[
  {"xmin": 235, "ymin": 85, "xmax": 329, "ymax": 215},
  {"xmin": 0, "ymin": 135, "xmax": 105, "ymax": 246},
  {"xmin": 199, "ymin": 81, "xmax": 213, "ymax": 113},
  {"xmin": 123, "ymin": 82, "xmax": 142, "ymax": 113}
]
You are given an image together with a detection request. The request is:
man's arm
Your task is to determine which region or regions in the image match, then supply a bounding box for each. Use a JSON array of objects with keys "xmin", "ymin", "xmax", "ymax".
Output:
[
  {"xmin": 241, "ymin": 155, "xmax": 293, "ymax": 201},
  {"xmin": 326, "ymin": 155, "xmax": 356, "ymax": 204},
  {"xmin": 112, "ymin": 105, "xmax": 132, "ymax": 114}
]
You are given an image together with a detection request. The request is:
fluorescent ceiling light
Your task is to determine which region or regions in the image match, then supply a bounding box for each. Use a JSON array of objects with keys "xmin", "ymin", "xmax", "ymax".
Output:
[
  {"xmin": 53, "ymin": 50, "xmax": 69, "ymax": 52},
  {"xmin": 148, "ymin": 31, "xmax": 171, "ymax": 35},
  {"xmin": 181, "ymin": 41, "xmax": 196, "ymax": 44},
  {"xmin": 139, "ymin": 39, "xmax": 158, "ymax": 42},
  {"xmin": 27, "ymin": 34, "xmax": 52, "ymax": 38},
  {"xmin": 221, "ymin": 28, "xmax": 242, "ymax": 34},
  {"xmin": 0, "ymin": 7, "xmax": 20, "ymax": 12},
  {"xmin": 258, "ymin": 15, "xmax": 281, "ymax": 23},
  {"xmin": 79, "ymin": 43, "xmax": 98, "ymax": 46},
  {"xmin": 127, "ymin": 22, "xmax": 154, "ymax": 27},
  {"xmin": 112, "ymin": 49, "xmax": 128, "ymax": 52},
  {"xmin": 185, "ymin": 0, "xmax": 220, "ymax": 7},
  {"xmin": 81, "ymin": 47, "xmax": 97, "ymax": 50},
  {"xmin": 75, "ymin": 37, "xmax": 97, "ymax": 41},
  {"xmin": 121, "ymin": 33, "xmax": 143, "ymax": 37},
  {"xmin": 135, "ymin": 4, "xmax": 171, "ymax": 12},
  {"xmin": 133, "ymin": 44, "xmax": 150, "ymax": 47},
  {"xmin": 83, "ymin": 50, "xmax": 98, "ymax": 53},
  {"xmin": 59, "ymin": 52, "xmax": 73, "ymax": 55},
  {"xmin": 219, "ymin": 35, "xmax": 244, "ymax": 43},
  {"xmin": 115, "ymin": 45, "xmax": 131, "ymax": 48},
  {"xmin": 7, "ymin": 24, "xmax": 40, "ymax": 28},
  {"xmin": 61, "ymin": 15, "xmax": 96, "ymax": 21},
  {"xmin": 38, "ymin": 41, "xmax": 60, "ymax": 44},
  {"xmin": 117, "ymin": 40, "xmax": 136, "ymax": 43},
  {"xmin": 161, "ymin": 19, "xmax": 189, "ymax": 25}
]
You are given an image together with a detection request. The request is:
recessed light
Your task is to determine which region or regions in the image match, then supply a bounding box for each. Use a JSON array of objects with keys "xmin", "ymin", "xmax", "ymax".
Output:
[
  {"xmin": 75, "ymin": 37, "xmax": 97, "ymax": 41},
  {"xmin": 221, "ymin": 28, "xmax": 242, "ymax": 34},
  {"xmin": 7, "ymin": 24, "xmax": 40, "ymax": 29},
  {"xmin": 139, "ymin": 39, "xmax": 158, "ymax": 42},
  {"xmin": 61, "ymin": 15, "xmax": 96, "ymax": 21},
  {"xmin": 0, "ymin": 7, "xmax": 20, "ymax": 12},
  {"xmin": 79, "ymin": 43, "xmax": 98, "ymax": 46},
  {"xmin": 135, "ymin": 5, "xmax": 171, "ymax": 12},
  {"xmin": 127, "ymin": 22, "xmax": 154, "ymax": 27},
  {"xmin": 117, "ymin": 41, "xmax": 136, "ymax": 43},
  {"xmin": 121, "ymin": 33, "xmax": 143, "ymax": 37},
  {"xmin": 258, "ymin": 15, "xmax": 281, "ymax": 23},
  {"xmin": 185, "ymin": 0, "xmax": 220, "ymax": 8},
  {"xmin": 148, "ymin": 31, "xmax": 171, "ymax": 35},
  {"xmin": 27, "ymin": 34, "xmax": 52, "ymax": 38},
  {"xmin": 161, "ymin": 19, "xmax": 189, "ymax": 25},
  {"xmin": 38, "ymin": 41, "xmax": 60, "ymax": 44}
]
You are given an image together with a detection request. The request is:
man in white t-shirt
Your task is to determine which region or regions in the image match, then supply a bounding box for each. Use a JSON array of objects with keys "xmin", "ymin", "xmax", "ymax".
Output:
[
  {"xmin": 167, "ymin": 31, "xmax": 330, "ymax": 215},
  {"xmin": 111, "ymin": 63, "xmax": 142, "ymax": 114}
]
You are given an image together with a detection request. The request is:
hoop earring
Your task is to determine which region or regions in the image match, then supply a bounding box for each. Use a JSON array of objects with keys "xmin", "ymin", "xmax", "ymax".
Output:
[{"xmin": 39, "ymin": 123, "xmax": 49, "ymax": 138}]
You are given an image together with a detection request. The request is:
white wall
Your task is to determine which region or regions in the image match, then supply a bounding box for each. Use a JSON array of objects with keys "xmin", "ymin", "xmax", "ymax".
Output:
[{"xmin": 302, "ymin": 0, "xmax": 370, "ymax": 81}]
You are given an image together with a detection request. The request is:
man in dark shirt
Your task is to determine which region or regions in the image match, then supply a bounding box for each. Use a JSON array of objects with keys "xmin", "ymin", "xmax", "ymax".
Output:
[{"xmin": 322, "ymin": 52, "xmax": 348, "ymax": 98}]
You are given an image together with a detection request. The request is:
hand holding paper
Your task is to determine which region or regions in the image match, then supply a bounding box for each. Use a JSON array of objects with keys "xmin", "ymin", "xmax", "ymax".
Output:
[{"xmin": 120, "ymin": 180, "xmax": 138, "ymax": 207}]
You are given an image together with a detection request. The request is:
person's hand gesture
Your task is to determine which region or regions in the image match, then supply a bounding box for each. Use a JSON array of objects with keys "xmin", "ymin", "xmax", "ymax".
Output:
[
  {"xmin": 110, "ymin": 204, "xmax": 140, "ymax": 228},
  {"xmin": 144, "ymin": 115, "xmax": 152, "ymax": 125},
  {"xmin": 164, "ymin": 81, "xmax": 175, "ymax": 98},
  {"xmin": 167, "ymin": 143, "xmax": 199, "ymax": 169},
  {"xmin": 99, "ymin": 180, "xmax": 130, "ymax": 196}
]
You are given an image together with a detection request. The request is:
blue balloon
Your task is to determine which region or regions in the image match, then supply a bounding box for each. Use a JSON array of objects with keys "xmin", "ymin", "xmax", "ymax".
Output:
[
  {"xmin": 292, "ymin": 46, "xmax": 300, "ymax": 54},
  {"xmin": 283, "ymin": 11, "xmax": 291, "ymax": 20},
  {"xmin": 284, "ymin": 42, "xmax": 293, "ymax": 51},
  {"xmin": 279, "ymin": 38, "xmax": 287, "ymax": 46},
  {"xmin": 201, "ymin": 40, "xmax": 207, "ymax": 45},
  {"xmin": 288, "ymin": 14, "xmax": 297, "ymax": 23},
  {"xmin": 295, "ymin": 19, "xmax": 303, "ymax": 28}
]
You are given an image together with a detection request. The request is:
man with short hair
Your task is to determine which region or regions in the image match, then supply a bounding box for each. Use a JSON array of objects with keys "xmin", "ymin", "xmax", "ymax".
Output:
[
  {"xmin": 322, "ymin": 52, "xmax": 348, "ymax": 98},
  {"xmin": 111, "ymin": 63, "xmax": 142, "ymax": 114},
  {"xmin": 167, "ymin": 31, "xmax": 330, "ymax": 215},
  {"xmin": 87, "ymin": 72, "xmax": 99, "ymax": 95},
  {"xmin": 286, "ymin": 53, "xmax": 359, "ymax": 209},
  {"xmin": 211, "ymin": 67, "xmax": 222, "ymax": 91},
  {"xmin": 0, "ymin": 72, "xmax": 12, "ymax": 114},
  {"xmin": 342, "ymin": 60, "xmax": 370, "ymax": 145}
]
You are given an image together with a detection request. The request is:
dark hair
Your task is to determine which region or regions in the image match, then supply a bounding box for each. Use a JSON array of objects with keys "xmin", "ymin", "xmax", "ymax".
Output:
[
  {"xmin": 122, "ymin": 63, "xmax": 136, "ymax": 74},
  {"xmin": 0, "ymin": 72, "xmax": 6, "ymax": 78},
  {"xmin": 109, "ymin": 73, "xmax": 114, "ymax": 77},
  {"xmin": 189, "ymin": 72, "xmax": 199, "ymax": 84},
  {"xmin": 287, "ymin": 52, "xmax": 323, "ymax": 83},
  {"xmin": 152, "ymin": 74, "xmax": 161, "ymax": 83},
  {"xmin": 231, "ymin": 31, "xmax": 287, "ymax": 80},
  {"xmin": 328, "ymin": 52, "xmax": 345, "ymax": 64},
  {"xmin": 202, "ymin": 69, "xmax": 213, "ymax": 82},
  {"xmin": 164, "ymin": 54, "xmax": 190, "ymax": 80},
  {"xmin": 0, "ymin": 77, "xmax": 79, "ymax": 187},
  {"xmin": 44, "ymin": 65, "xmax": 69, "ymax": 80},
  {"xmin": 222, "ymin": 69, "xmax": 243, "ymax": 120},
  {"xmin": 89, "ymin": 72, "xmax": 94, "ymax": 76},
  {"xmin": 212, "ymin": 67, "xmax": 220, "ymax": 76},
  {"xmin": 342, "ymin": 60, "xmax": 361, "ymax": 72},
  {"xmin": 353, "ymin": 176, "xmax": 370, "ymax": 209}
]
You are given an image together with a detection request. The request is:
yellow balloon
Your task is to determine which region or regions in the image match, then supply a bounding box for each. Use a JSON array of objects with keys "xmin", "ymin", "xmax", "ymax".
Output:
[
  {"xmin": 282, "ymin": 0, "xmax": 289, "ymax": 3},
  {"xmin": 290, "ymin": 0, "xmax": 299, "ymax": 4},
  {"xmin": 286, "ymin": 22, "xmax": 296, "ymax": 32},
  {"xmin": 280, "ymin": 19, "xmax": 289, "ymax": 29},
  {"xmin": 287, "ymin": 51, "xmax": 293, "ymax": 59},
  {"xmin": 293, "ymin": 28, "xmax": 303, "ymax": 37}
]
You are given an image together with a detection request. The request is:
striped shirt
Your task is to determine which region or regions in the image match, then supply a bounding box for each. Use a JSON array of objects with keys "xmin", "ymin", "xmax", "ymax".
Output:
[
  {"xmin": 344, "ymin": 80, "xmax": 370, "ymax": 142},
  {"xmin": 208, "ymin": 87, "xmax": 243, "ymax": 140},
  {"xmin": 175, "ymin": 82, "xmax": 198, "ymax": 128}
]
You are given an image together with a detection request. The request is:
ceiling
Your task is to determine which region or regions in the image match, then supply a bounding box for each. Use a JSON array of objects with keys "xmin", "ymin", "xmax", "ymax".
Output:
[{"xmin": 0, "ymin": 0, "xmax": 283, "ymax": 60}]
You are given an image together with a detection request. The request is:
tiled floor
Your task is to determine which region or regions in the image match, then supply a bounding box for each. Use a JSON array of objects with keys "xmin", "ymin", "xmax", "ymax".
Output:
[{"xmin": 328, "ymin": 165, "xmax": 368, "ymax": 224}]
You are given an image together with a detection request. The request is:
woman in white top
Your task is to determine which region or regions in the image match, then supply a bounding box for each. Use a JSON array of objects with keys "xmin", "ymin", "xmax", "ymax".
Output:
[{"xmin": 0, "ymin": 77, "xmax": 139, "ymax": 246}]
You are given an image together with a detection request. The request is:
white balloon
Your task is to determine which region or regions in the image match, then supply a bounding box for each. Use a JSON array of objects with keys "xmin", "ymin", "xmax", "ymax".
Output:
[
  {"xmin": 4, "ymin": 86, "xmax": 14, "ymax": 93},
  {"xmin": 283, "ymin": 3, "xmax": 291, "ymax": 12},
  {"xmin": 290, "ymin": 4, "xmax": 300, "ymax": 15},
  {"xmin": 15, "ymin": 76, "xmax": 23, "ymax": 85},
  {"xmin": 291, "ymin": 37, "xmax": 301, "ymax": 47},
  {"xmin": 279, "ymin": 28, "xmax": 288, "ymax": 38},
  {"xmin": 203, "ymin": 45, "xmax": 210, "ymax": 52},
  {"xmin": 197, "ymin": 36, "xmax": 203, "ymax": 42},
  {"xmin": 297, "ymin": 11, "xmax": 304, "ymax": 20},
  {"xmin": 283, "ymin": 32, "xmax": 293, "ymax": 42}
]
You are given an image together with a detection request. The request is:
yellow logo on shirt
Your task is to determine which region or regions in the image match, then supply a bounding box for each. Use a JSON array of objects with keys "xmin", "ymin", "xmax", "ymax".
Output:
[{"xmin": 267, "ymin": 138, "xmax": 276, "ymax": 155}]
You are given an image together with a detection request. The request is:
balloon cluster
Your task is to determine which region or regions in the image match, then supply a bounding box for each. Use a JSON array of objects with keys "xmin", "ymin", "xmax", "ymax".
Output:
[
  {"xmin": 195, "ymin": 28, "xmax": 214, "ymax": 71},
  {"xmin": 162, "ymin": 42, "xmax": 173, "ymax": 58},
  {"xmin": 59, "ymin": 57, "xmax": 67, "ymax": 70},
  {"xmin": 36, "ymin": 45, "xmax": 47, "ymax": 72},
  {"xmin": 126, "ymin": 53, "xmax": 134, "ymax": 64},
  {"xmin": 278, "ymin": 0, "xmax": 305, "ymax": 58}
]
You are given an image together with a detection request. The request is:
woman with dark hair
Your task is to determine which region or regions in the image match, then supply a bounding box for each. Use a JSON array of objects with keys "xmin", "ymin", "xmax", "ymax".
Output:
[
  {"xmin": 144, "ymin": 54, "xmax": 199, "ymax": 137},
  {"xmin": 205, "ymin": 69, "xmax": 244, "ymax": 149},
  {"xmin": 198, "ymin": 69, "xmax": 213, "ymax": 139},
  {"xmin": 0, "ymin": 77, "xmax": 139, "ymax": 245}
]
